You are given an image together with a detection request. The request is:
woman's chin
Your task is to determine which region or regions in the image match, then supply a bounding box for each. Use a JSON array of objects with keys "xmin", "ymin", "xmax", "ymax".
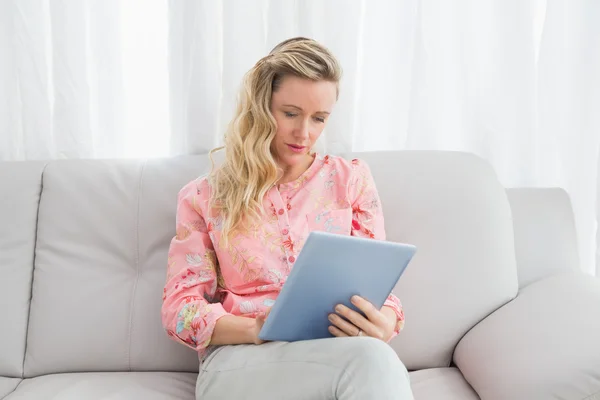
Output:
[{"xmin": 276, "ymin": 152, "xmax": 309, "ymax": 168}]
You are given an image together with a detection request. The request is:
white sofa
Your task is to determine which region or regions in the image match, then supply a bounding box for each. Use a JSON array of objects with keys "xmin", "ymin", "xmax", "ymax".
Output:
[{"xmin": 1, "ymin": 151, "xmax": 599, "ymax": 400}]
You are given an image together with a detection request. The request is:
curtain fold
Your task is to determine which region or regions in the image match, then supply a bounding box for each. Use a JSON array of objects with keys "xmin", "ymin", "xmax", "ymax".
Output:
[{"xmin": 0, "ymin": 0, "xmax": 168, "ymax": 160}]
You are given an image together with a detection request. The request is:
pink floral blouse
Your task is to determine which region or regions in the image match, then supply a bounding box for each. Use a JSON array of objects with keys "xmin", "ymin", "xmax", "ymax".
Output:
[{"xmin": 161, "ymin": 154, "xmax": 405, "ymax": 356}]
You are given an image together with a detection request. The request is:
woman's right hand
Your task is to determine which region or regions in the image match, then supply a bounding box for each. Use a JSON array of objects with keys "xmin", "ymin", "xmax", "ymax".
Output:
[
  {"xmin": 253, "ymin": 308, "xmax": 271, "ymax": 345},
  {"xmin": 210, "ymin": 308, "xmax": 272, "ymax": 346}
]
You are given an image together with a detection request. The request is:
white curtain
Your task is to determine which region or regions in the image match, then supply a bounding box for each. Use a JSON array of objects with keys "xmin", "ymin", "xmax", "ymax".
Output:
[
  {"xmin": 1, "ymin": 0, "xmax": 599, "ymax": 274},
  {"xmin": 0, "ymin": 0, "xmax": 170, "ymax": 160}
]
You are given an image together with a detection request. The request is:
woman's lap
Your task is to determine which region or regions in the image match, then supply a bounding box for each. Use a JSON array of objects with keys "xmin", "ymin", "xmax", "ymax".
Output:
[{"xmin": 196, "ymin": 337, "xmax": 413, "ymax": 400}]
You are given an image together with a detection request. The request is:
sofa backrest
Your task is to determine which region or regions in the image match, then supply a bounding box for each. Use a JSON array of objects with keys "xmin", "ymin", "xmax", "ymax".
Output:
[
  {"xmin": 506, "ymin": 188, "xmax": 580, "ymax": 288},
  {"xmin": 1, "ymin": 151, "xmax": 521, "ymax": 376},
  {"xmin": 353, "ymin": 151, "xmax": 519, "ymax": 369},
  {"xmin": 0, "ymin": 162, "xmax": 46, "ymax": 378},
  {"xmin": 22, "ymin": 157, "xmax": 205, "ymax": 376}
]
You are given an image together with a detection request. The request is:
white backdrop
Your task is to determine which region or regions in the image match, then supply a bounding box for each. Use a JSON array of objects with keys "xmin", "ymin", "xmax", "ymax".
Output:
[
  {"xmin": 1, "ymin": 0, "xmax": 599, "ymax": 274},
  {"xmin": 0, "ymin": 0, "xmax": 170, "ymax": 160}
]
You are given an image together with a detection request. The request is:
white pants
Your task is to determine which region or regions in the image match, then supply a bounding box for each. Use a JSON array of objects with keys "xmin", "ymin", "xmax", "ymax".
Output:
[{"xmin": 196, "ymin": 337, "xmax": 414, "ymax": 400}]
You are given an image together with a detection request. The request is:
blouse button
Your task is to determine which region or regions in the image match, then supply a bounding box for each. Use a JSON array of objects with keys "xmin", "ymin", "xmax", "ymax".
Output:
[
  {"xmin": 288, "ymin": 256, "xmax": 295, "ymax": 263},
  {"xmin": 278, "ymin": 209, "xmax": 284, "ymax": 215},
  {"xmin": 282, "ymin": 228, "xmax": 289, "ymax": 235}
]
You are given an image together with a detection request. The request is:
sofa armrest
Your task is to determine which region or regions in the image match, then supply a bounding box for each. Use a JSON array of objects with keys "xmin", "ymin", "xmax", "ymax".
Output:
[{"xmin": 453, "ymin": 272, "xmax": 600, "ymax": 400}]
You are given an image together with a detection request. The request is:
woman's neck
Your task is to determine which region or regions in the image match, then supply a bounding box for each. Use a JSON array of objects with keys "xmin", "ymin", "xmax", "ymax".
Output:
[{"xmin": 278, "ymin": 154, "xmax": 315, "ymax": 184}]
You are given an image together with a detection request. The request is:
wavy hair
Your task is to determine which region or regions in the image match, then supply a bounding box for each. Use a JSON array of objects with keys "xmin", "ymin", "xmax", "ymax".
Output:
[{"xmin": 208, "ymin": 37, "xmax": 342, "ymax": 243}]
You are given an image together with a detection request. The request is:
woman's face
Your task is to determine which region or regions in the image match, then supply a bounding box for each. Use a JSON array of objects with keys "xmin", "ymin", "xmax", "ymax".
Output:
[{"xmin": 270, "ymin": 75, "xmax": 337, "ymax": 169}]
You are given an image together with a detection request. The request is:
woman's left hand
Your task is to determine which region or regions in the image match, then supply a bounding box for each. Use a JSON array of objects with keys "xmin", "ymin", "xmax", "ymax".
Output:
[{"xmin": 328, "ymin": 295, "xmax": 396, "ymax": 342}]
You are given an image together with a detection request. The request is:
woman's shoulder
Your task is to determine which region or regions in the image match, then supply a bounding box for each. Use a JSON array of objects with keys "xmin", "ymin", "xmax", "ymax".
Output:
[
  {"xmin": 177, "ymin": 174, "xmax": 211, "ymax": 201},
  {"xmin": 320, "ymin": 154, "xmax": 370, "ymax": 176}
]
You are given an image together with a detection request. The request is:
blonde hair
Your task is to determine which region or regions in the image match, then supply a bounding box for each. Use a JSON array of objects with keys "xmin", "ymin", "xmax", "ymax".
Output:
[{"xmin": 208, "ymin": 37, "xmax": 342, "ymax": 243}]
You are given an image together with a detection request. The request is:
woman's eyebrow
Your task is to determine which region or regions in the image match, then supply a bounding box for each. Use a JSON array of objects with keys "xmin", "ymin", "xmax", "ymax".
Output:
[
  {"xmin": 282, "ymin": 104, "xmax": 302, "ymax": 110},
  {"xmin": 282, "ymin": 104, "xmax": 330, "ymax": 114}
]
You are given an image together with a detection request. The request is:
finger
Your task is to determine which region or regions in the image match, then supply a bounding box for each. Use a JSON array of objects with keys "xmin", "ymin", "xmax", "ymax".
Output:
[
  {"xmin": 256, "ymin": 313, "xmax": 267, "ymax": 325},
  {"xmin": 328, "ymin": 313, "xmax": 361, "ymax": 336},
  {"xmin": 328, "ymin": 325, "xmax": 349, "ymax": 337},
  {"xmin": 350, "ymin": 296, "xmax": 388, "ymax": 327},
  {"xmin": 334, "ymin": 304, "xmax": 374, "ymax": 334}
]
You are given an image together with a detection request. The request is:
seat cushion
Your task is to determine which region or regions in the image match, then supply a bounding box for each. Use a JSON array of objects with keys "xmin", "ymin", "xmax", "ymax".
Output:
[
  {"xmin": 409, "ymin": 368, "xmax": 479, "ymax": 399},
  {"xmin": 0, "ymin": 377, "xmax": 21, "ymax": 398},
  {"xmin": 5, "ymin": 372, "xmax": 197, "ymax": 400}
]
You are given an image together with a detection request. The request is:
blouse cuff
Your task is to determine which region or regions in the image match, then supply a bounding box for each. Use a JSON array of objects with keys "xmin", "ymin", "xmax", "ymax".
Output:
[{"xmin": 383, "ymin": 294, "xmax": 405, "ymax": 342}]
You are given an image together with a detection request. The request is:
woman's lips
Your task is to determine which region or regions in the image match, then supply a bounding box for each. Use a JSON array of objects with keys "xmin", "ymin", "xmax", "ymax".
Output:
[{"xmin": 287, "ymin": 144, "xmax": 306, "ymax": 153}]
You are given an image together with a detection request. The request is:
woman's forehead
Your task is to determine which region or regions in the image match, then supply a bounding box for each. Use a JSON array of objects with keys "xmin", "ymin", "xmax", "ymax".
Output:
[{"xmin": 271, "ymin": 76, "xmax": 337, "ymax": 111}]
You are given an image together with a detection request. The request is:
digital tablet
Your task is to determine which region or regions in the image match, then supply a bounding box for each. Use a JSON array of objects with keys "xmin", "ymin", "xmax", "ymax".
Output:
[{"xmin": 258, "ymin": 231, "xmax": 416, "ymax": 342}]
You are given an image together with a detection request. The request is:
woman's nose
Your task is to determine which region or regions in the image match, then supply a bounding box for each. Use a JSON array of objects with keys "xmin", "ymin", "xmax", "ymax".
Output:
[{"xmin": 294, "ymin": 120, "xmax": 310, "ymax": 139}]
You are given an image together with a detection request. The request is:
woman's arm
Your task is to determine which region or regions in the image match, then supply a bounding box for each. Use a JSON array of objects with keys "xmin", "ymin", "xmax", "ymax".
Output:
[
  {"xmin": 162, "ymin": 181, "xmax": 231, "ymax": 351},
  {"xmin": 347, "ymin": 159, "xmax": 406, "ymax": 339}
]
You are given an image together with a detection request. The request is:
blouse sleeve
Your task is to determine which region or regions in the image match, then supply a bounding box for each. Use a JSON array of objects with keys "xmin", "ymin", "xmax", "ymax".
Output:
[
  {"xmin": 348, "ymin": 159, "xmax": 406, "ymax": 339},
  {"xmin": 161, "ymin": 180, "xmax": 230, "ymax": 351}
]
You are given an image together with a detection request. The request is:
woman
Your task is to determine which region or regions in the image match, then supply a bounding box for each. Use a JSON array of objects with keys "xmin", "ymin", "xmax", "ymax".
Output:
[{"xmin": 162, "ymin": 37, "xmax": 414, "ymax": 399}]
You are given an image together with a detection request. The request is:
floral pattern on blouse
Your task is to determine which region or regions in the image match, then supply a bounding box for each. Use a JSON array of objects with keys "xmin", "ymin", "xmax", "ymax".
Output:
[{"xmin": 161, "ymin": 154, "xmax": 405, "ymax": 355}]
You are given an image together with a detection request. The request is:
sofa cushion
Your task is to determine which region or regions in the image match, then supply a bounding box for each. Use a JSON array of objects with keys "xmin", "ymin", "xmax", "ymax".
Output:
[
  {"xmin": 0, "ymin": 162, "xmax": 46, "ymax": 377},
  {"xmin": 131, "ymin": 156, "xmax": 212, "ymax": 372},
  {"xmin": 24, "ymin": 158, "xmax": 208, "ymax": 376},
  {"xmin": 4, "ymin": 372, "xmax": 196, "ymax": 400},
  {"xmin": 409, "ymin": 368, "xmax": 479, "ymax": 400},
  {"xmin": 454, "ymin": 272, "xmax": 600, "ymax": 400},
  {"xmin": 351, "ymin": 151, "xmax": 519, "ymax": 369},
  {"xmin": 20, "ymin": 151, "xmax": 519, "ymax": 375},
  {"xmin": 0, "ymin": 377, "xmax": 21, "ymax": 398}
]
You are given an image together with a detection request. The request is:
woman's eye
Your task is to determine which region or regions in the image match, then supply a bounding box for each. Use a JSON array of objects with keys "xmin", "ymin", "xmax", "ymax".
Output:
[
  {"xmin": 314, "ymin": 117, "xmax": 325, "ymax": 123},
  {"xmin": 284, "ymin": 112, "xmax": 297, "ymax": 118}
]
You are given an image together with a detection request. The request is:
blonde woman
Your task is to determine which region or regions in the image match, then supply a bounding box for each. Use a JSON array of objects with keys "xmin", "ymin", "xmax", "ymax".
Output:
[{"xmin": 162, "ymin": 37, "xmax": 414, "ymax": 399}]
